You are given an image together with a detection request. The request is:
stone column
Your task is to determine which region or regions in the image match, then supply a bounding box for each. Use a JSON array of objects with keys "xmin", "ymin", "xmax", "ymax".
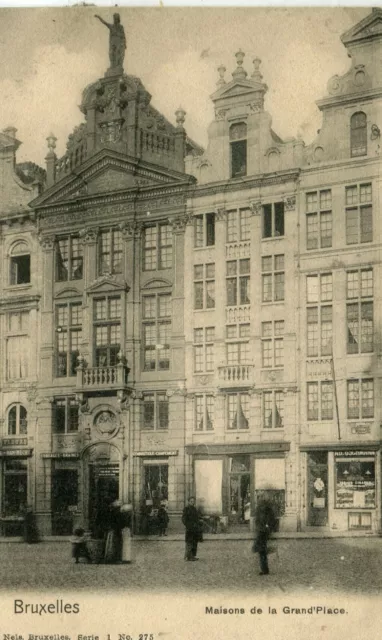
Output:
[
  {"xmin": 38, "ymin": 234, "xmax": 56, "ymax": 386},
  {"xmin": 121, "ymin": 221, "xmax": 141, "ymax": 376},
  {"xmin": 214, "ymin": 208, "xmax": 227, "ymax": 382},
  {"xmin": 79, "ymin": 226, "xmax": 99, "ymax": 363}
]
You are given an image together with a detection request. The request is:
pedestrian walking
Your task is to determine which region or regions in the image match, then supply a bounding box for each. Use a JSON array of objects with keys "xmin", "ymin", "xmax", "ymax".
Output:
[
  {"xmin": 71, "ymin": 527, "xmax": 91, "ymax": 564},
  {"xmin": 104, "ymin": 500, "xmax": 123, "ymax": 563},
  {"xmin": 182, "ymin": 496, "xmax": 200, "ymax": 561},
  {"xmin": 23, "ymin": 505, "xmax": 39, "ymax": 544},
  {"xmin": 252, "ymin": 496, "xmax": 277, "ymax": 576},
  {"xmin": 157, "ymin": 501, "xmax": 169, "ymax": 536}
]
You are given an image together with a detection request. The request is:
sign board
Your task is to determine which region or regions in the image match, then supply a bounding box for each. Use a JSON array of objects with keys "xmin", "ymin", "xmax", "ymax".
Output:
[{"xmin": 134, "ymin": 450, "xmax": 178, "ymax": 457}]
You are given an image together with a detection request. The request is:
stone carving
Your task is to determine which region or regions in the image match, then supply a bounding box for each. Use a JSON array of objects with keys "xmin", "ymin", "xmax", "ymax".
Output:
[
  {"xmin": 99, "ymin": 120, "xmax": 123, "ymax": 144},
  {"xmin": 75, "ymin": 394, "xmax": 90, "ymax": 414},
  {"xmin": 249, "ymin": 102, "xmax": 262, "ymax": 113},
  {"xmin": 95, "ymin": 410, "xmax": 119, "ymax": 437},
  {"xmin": 250, "ymin": 200, "xmax": 262, "ymax": 216},
  {"xmin": 95, "ymin": 13, "xmax": 126, "ymax": 69},
  {"xmin": 215, "ymin": 208, "xmax": 227, "ymax": 222},
  {"xmin": 117, "ymin": 389, "xmax": 130, "ymax": 411},
  {"xmin": 284, "ymin": 196, "xmax": 296, "ymax": 211},
  {"xmin": 120, "ymin": 221, "xmax": 142, "ymax": 239},
  {"xmin": 38, "ymin": 234, "xmax": 55, "ymax": 251},
  {"xmin": 169, "ymin": 215, "xmax": 190, "ymax": 233},
  {"xmin": 80, "ymin": 226, "xmax": 99, "ymax": 244},
  {"xmin": 327, "ymin": 75, "xmax": 341, "ymax": 95},
  {"xmin": 215, "ymin": 108, "xmax": 229, "ymax": 121}
]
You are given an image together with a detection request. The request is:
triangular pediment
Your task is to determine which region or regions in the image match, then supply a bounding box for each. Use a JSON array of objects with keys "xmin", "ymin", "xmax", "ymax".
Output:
[
  {"xmin": 87, "ymin": 275, "xmax": 129, "ymax": 294},
  {"xmin": 30, "ymin": 149, "xmax": 192, "ymax": 209},
  {"xmin": 211, "ymin": 79, "xmax": 266, "ymax": 102},
  {"xmin": 341, "ymin": 9, "xmax": 382, "ymax": 45}
]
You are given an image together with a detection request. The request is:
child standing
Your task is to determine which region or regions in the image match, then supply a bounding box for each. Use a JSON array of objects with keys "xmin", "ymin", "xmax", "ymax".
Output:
[
  {"xmin": 71, "ymin": 527, "xmax": 91, "ymax": 564},
  {"xmin": 157, "ymin": 501, "xmax": 169, "ymax": 536}
]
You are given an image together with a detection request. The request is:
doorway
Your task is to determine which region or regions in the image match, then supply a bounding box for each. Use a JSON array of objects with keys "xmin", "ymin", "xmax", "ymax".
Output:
[
  {"xmin": 52, "ymin": 468, "xmax": 78, "ymax": 535},
  {"xmin": 88, "ymin": 464, "xmax": 119, "ymax": 536},
  {"xmin": 307, "ymin": 451, "xmax": 328, "ymax": 526},
  {"xmin": 228, "ymin": 454, "xmax": 251, "ymax": 525}
]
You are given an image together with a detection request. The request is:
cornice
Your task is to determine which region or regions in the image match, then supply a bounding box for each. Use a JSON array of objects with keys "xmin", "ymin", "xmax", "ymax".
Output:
[
  {"xmin": 190, "ymin": 169, "xmax": 301, "ymax": 200},
  {"xmin": 316, "ymin": 87, "xmax": 382, "ymax": 111},
  {"xmin": 0, "ymin": 294, "xmax": 41, "ymax": 310}
]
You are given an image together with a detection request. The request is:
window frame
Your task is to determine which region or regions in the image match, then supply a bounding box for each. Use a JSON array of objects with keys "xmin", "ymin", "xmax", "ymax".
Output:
[
  {"xmin": 142, "ymin": 293, "xmax": 172, "ymax": 372},
  {"xmin": 194, "ymin": 394, "xmax": 215, "ymax": 431},
  {"xmin": 347, "ymin": 378, "xmax": 374, "ymax": 420},
  {"xmin": 262, "ymin": 390, "xmax": 284, "ymax": 429},
  {"xmin": 230, "ymin": 122, "xmax": 247, "ymax": 179},
  {"xmin": 306, "ymin": 273, "xmax": 333, "ymax": 358},
  {"xmin": 7, "ymin": 404, "xmax": 28, "ymax": 436},
  {"xmin": 53, "ymin": 396, "xmax": 79, "ymax": 434},
  {"xmin": 98, "ymin": 228, "xmax": 123, "ymax": 275},
  {"xmin": 345, "ymin": 183, "xmax": 372, "ymax": 245},
  {"xmin": 350, "ymin": 111, "xmax": 367, "ymax": 158},
  {"xmin": 55, "ymin": 235, "xmax": 83, "ymax": 282},
  {"xmin": 261, "ymin": 320, "xmax": 284, "ymax": 368},
  {"xmin": 262, "ymin": 202, "xmax": 285, "ymax": 239},
  {"xmin": 307, "ymin": 381, "xmax": 333, "ymax": 421},
  {"xmin": 194, "ymin": 327, "xmax": 215, "ymax": 373},
  {"xmin": 346, "ymin": 268, "xmax": 373, "ymax": 355},
  {"xmin": 226, "ymin": 392, "xmax": 250, "ymax": 431},
  {"xmin": 93, "ymin": 295, "xmax": 121, "ymax": 367},
  {"xmin": 56, "ymin": 301, "xmax": 82, "ymax": 377},
  {"xmin": 9, "ymin": 242, "xmax": 31, "ymax": 286},
  {"xmin": 143, "ymin": 222, "xmax": 173, "ymax": 270},
  {"xmin": 261, "ymin": 254, "xmax": 285, "ymax": 303},
  {"xmin": 194, "ymin": 213, "xmax": 215, "ymax": 248},
  {"xmin": 306, "ymin": 189, "xmax": 333, "ymax": 250},
  {"xmin": 226, "ymin": 258, "xmax": 250, "ymax": 307},
  {"xmin": 194, "ymin": 263, "xmax": 215, "ymax": 310},
  {"xmin": 142, "ymin": 392, "xmax": 169, "ymax": 431}
]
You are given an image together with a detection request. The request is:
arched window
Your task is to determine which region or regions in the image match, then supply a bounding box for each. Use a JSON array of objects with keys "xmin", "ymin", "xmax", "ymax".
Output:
[
  {"xmin": 351, "ymin": 112, "xmax": 367, "ymax": 158},
  {"xmin": 8, "ymin": 405, "xmax": 28, "ymax": 435},
  {"xmin": 10, "ymin": 241, "xmax": 31, "ymax": 285},
  {"xmin": 230, "ymin": 122, "xmax": 247, "ymax": 178}
]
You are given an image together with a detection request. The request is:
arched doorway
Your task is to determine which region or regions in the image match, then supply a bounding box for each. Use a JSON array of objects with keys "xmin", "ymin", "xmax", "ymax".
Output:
[{"xmin": 82, "ymin": 442, "xmax": 121, "ymax": 535}]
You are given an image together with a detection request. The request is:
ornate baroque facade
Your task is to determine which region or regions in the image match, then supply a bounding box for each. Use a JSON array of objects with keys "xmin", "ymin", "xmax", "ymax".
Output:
[{"xmin": 0, "ymin": 9, "xmax": 381, "ymax": 536}]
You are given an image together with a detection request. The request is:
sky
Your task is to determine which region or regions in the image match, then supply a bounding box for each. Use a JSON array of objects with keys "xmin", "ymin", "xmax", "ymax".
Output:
[{"xmin": 0, "ymin": 6, "xmax": 370, "ymax": 167}]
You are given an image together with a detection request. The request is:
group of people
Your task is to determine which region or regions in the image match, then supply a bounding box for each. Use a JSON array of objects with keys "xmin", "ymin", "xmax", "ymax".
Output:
[{"xmin": 182, "ymin": 495, "xmax": 277, "ymax": 574}]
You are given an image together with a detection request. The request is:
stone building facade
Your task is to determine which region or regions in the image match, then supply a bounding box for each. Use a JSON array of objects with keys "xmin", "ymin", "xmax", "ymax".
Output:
[{"xmin": 0, "ymin": 8, "xmax": 381, "ymax": 536}]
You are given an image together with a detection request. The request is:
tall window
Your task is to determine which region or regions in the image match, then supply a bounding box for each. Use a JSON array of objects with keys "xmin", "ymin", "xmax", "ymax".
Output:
[
  {"xmin": 194, "ymin": 264, "xmax": 215, "ymax": 310},
  {"xmin": 194, "ymin": 327, "xmax": 214, "ymax": 372},
  {"xmin": 347, "ymin": 269, "xmax": 373, "ymax": 354},
  {"xmin": 306, "ymin": 190, "xmax": 332, "ymax": 250},
  {"xmin": 195, "ymin": 395, "xmax": 215, "ymax": 431},
  {"xmin": 226, "ymin": 323, "xmax": 250, "ymax": 364},
  {"xmin": 8, "ymin": 404, "xmax": 27, "ymax": 435},
  {"xmin": 143, "ymin": 223, "xmax": 173, "ymax": 270},
  {"xmin": 93, "ymin": 297, "xmax": 121, "ymax": 367},
  {"xmin": 142, "ymin": 294, "xmax": 171, "ymax": 371},
  {"xmin": 3, "ymin": 459, "xmax": 27, "ymax": 517},
  {"xmin": 142, "ymin": 392, "xmax": 169, "ymax": 430},
  {"xmin": 345, "ymin": 183, "xmax": 372, "ymax": 244},
  {"xmin": 226, "ymin": 259, "xmax": 250, "ymax": 306},
  {"xmin": 194, "ymin": 213, "xmax": 215, "ymax": 248},
  {"xmin": 262, "ymin": 255, "xmax": 284, "ymax": 302},
  {"xmin": 53, "ymin": 397, "xmax": 79, "ymax": 433},
  {"xmin": 306, "ymin": 273, "xmax": 332, "ymax": 357},
  {"xmin": 10, "ymin": 241, "xmax": 30, "ymax": 285},
  {"xmin": 263, "ymin": 202, "xmax": 284, "ymax": 238},
  {"xmin": 55, "ymin": 236, "xmax": 83, "ymax": 281},
  {"xmin": 307, "ymin": 382, "xmax": 333, "ymax": 421},
  {"xmin": 56, "ymin": 303, "xmax": 82, "ymax": 377},
  {"xmin": 350, "ymin": 112, "xmax": 367, "ymax": 158},
  {"xmin": 347, "ymin": 379, "xmax": 374, "ymax": 419},
  {"xmin": 99, "ymin": 228, "xmax": 122, "ymax": 275},
  {"xmin": 263, "ymin": 391, "xmax": 284, "ymax": 428},
  {"xmin": 261, "ymin": 320, "xmax": 284, "ymax": 367},
  {"xmin": 6, "ymin": 311, "xmax": 30, "ymax": 380},
  {"xmin": 230, "ymin": 123, "xmax": 247, "ymax": 178},
  {"xmin": 227, "ymin": 393, "xmax": 250, "ymax": 430},
  {"xmin": 226, "ymin": 208, "xmax": 250, "ymax": 243}
]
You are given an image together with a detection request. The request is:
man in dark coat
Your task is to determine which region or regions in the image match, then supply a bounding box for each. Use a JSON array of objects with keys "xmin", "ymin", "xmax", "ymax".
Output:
[
  {"xmin": 253, "ymin": 497, "xmax": 277, "ymax": 575},
  {"xmin": 182, "ymin": 496, "xmax": 200, "ymax": 561}
]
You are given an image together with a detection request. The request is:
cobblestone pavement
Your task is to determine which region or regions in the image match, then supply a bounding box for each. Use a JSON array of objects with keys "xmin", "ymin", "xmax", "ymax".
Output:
[{"xmin": 1, "ymin": 537, "xmax": 382, "ymax": 594}]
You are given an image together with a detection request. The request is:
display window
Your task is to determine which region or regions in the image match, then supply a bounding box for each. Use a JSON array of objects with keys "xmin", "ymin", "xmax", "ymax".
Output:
[
  {"xmin": 3, "ymin": 458, "xmax": 28, "ymax": 516},
  {"xmin": 335, "ymin": 452, "xmax": 375, "ymax": 508}
]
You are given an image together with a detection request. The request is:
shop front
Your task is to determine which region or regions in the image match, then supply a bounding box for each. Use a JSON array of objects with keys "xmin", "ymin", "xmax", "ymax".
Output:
[
  {"xmin": 302, "ymin": 445, "xmax": 380, "ymax": 533},
  {"xmin": 186, "ymin": 443, "xmax": 290, "ymax": 532},
  {"xmin": 0, "ymin": 446, "xmax": 33, "ymax": 537}
]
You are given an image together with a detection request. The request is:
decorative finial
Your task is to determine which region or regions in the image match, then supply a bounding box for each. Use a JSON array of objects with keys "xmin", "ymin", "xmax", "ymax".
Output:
[
  {"xmin": 175, "ymin": 106, "xmax": 186, "ymax": 128},
  {"xmin": 217, "ymin": 64, "xmax": 226, "ymax": 87},
  {"xmin": 252, "ymin": 57, "xmax": 263, "ymax": 82},
  {"xmin": 232, "ymin": 49, "xmax": 247, "ymax": 80},
  {"xmin": 46, "ymin": 133, "xmax": 57, "ymax": 152}
]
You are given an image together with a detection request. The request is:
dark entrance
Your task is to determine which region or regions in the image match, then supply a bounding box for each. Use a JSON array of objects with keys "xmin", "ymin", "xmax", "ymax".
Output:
[
  {"xmin": 228, "ymin": 454, "xmax": 251, "ymax": 526},
  {"xmin": 88, "ymin": 463, "xmax": 119, "ymax": 536},
  {"xmin": 52, "ymin": 468, "xmax": 78, "ymax": 535},
  {"xmin": 307, "ymin": 451, "xmax": 328, "ymax": 526}
]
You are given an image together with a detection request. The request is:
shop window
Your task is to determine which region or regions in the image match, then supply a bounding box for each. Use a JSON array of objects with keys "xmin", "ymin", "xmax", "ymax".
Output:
[
  {"xmin": 56, "ymin": 302, "xmax": 82, "ymax": 376},
  {"xmin": 52, "ymin": 467, "xmax": 79, "ymax": 535},
  {"xmin": 194, "ymin": 264, "xmax": 215, "ymax": 310},
  {"xmin": 230, "ymin": 123, "xmax": 247, "ymax": 178},
  {"xmin": 142, "ymin": 294, "xmax": 171, "ymax": 371},
  {"xmin": 194, "ymin": 213, "xmax": 215, "ymax": 248},
  {"xmin": 306, "ymin": 190, "xmax": 332, "ymax": 250},
  {"xmin": 335, "ymin": 453, "xmax": 375, "ymax": 509},
  {"xmin": 348, "ymin": 512, "xmax": 372, "ymax": 530},
  {"xmin": 10, "ymin": 241, "xmax": 30, "ymax": 285},
  {"xmin": 226, "ymin": 259, "xmax": 250, "ymax": 306},
  {"xmin": 94, "ymin": 296, "xmax": 121, "ymax": 367},
  {"xmin": 227, "ymin": 393, "xmax": 249, "ymax": 430},
  {"xmin": 143, "ymin": 223, "xmax": 173, "ymax": 270},
  {"xmin": 7, "ymin": 404, "xmax": 28, "ymax": 435},
  {"xmin": 3, "ymin": 458, "xmax": 28, "ymax": 517},
  {"xmin": 53, "ymin": 397, "xmax": 79, "ymax": 433},
  {"xmin": 345, "ymin": 183, "xmax": 372, "ymax": 244},
  {"xmin": 226, "ymin": 208, "xmax": 250, "ymax": 243},
  {"xmin": 346, "ymin": 269, "xmax": 373, "ymax": 354},
  {"xmin": 350, "ymin": 112, "xmax": 367, "ymax": 158},
  {"xmin": 98, "ymin": 228, "xmax": 122, "ymax": 275},
  {"xmin": 142, "ymin": 392, "xmax": 169, "ymax": 430},
  {"xmin": 143, "ymin": 463, "xmax": 168, "ymax": 509},
  {"xmin": 263, "ymin": 202, "xmax": 284, "ymax": 238},
  {"xmin": 195, "ymin": 459, "xmax": 223, "ymax": 514},
  {"xmin": 55, "ymin": 235, "xmax": 83, "ymax": 281}
]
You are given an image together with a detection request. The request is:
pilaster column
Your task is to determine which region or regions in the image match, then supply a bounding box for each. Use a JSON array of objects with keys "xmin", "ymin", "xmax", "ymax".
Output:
[
  {"xmin": 38, "ymin": 234, "xmax": 55, "ymax": 386},
  {"xmin": 121, "ymin": 221, "xmax": 142, "ymax": 377},
  {"xmin": 168, "ymin": 214, "xmax": 189, "ymax": 381}
]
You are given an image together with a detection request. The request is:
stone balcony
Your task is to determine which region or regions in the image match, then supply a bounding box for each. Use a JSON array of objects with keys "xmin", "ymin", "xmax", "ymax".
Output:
[
  {"xmin": 217, "ymin": 363, "xmax": 255, "ymax": 388},
  {"xmin": 76, "ymin": 359, "xmax": 131, "ymax": 396}
]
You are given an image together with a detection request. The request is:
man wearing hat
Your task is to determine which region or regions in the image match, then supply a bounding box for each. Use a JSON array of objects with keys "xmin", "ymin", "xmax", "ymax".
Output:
[{"xmin": 182, "ymin": 497, "xmax": 200, "ymax": 561}]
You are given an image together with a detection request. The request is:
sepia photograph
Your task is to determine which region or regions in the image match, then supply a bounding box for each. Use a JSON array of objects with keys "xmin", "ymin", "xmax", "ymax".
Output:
[{"xmin": 0, "ymin": 3, "xmax": 381, "ymax": 638}]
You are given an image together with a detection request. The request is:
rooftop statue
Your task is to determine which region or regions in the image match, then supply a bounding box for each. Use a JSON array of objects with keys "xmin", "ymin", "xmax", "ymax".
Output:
[{"xmin": 95, "ymin": 13, "xmax": 126, "ymax": 69}]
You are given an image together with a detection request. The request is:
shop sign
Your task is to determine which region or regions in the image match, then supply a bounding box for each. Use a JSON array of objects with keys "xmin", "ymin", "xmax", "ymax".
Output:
[
  {"xmin": 0, "ymin": 448, "xmax": 32, "ymax": 457},
  {"xmin": 2, "ymin": 438, "xmax": 28, "ymax": 447},
  {"xmin": 350, "ymin": 423, "xmax": 371, "ymax": 435},
  {"xmin": 334, "ymin": 450, "xmax": 376, "ymax": 458},
  {"xmin": 134, "ymin": 450, "xmax": 178, "ymax": 457},
  {"xmin": 41, "ymin": 452, "xmax": 79, "ymax": 459},
  {"xmin": 96, "ymin": 464, "xmax": 119, "ymax": 477},
  {"xmin": 313, "ymin": 497, "xmax": 326, "ymax": 509}
]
